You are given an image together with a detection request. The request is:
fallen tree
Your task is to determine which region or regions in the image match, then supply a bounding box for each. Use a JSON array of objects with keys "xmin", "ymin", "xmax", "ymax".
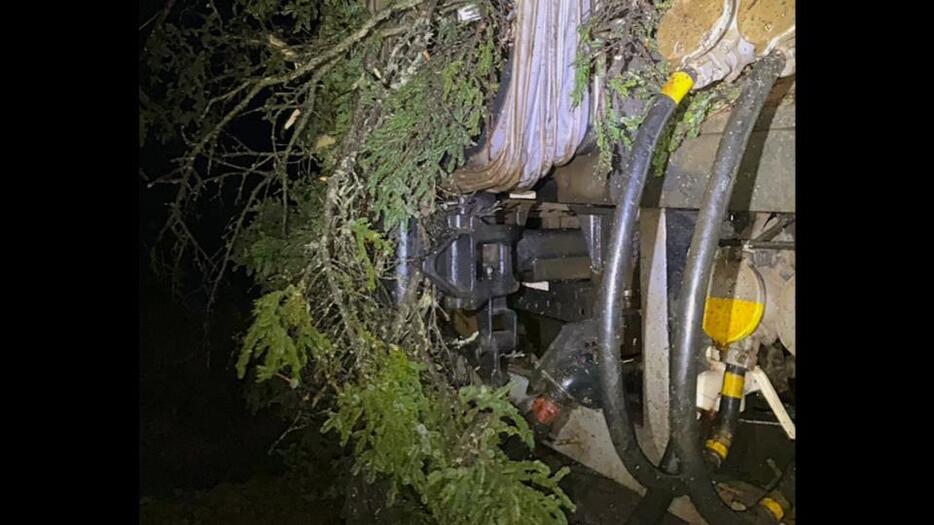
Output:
[{"xmin": 139, "ymin": 1, "xmax": 729, "ymax": 522}]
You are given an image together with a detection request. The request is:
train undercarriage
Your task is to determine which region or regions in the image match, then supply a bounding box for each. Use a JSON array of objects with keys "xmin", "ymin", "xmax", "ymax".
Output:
[{"xmin": 397, "ymin": 1, "xmax": 796, "ymax": 522}]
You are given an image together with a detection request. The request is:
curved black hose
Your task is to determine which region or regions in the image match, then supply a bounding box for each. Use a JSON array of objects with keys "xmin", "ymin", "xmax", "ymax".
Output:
[
  {"xmin": 596, "ymin": 92, "xmax": 686, "ymax": 494},
  {"xmin": 625, "ymin": 445, "xmax": 681, "ymax": 525},
  {"xmin": 628, "ymin": 486, "xmax": 676, "ymax": 525},
  {"xmin": 669, "ymin": 52, "xmax": 786, "ymax": 525}
]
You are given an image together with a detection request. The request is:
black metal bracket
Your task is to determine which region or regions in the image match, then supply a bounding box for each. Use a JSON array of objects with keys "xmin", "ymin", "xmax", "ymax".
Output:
[
  {"xmin": 476, "ymin": 296, "xmax": 516, "ymax": 386},
  {"xmin": 420, "ymin": 195, "xmax": 521, "ymax": 385},
  {"xmin": 421, "ymin": 198, "xmax": 521, "ymax": 311}
]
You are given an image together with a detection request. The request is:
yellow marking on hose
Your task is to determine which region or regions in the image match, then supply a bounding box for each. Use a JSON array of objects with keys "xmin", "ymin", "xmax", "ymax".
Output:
[
  {"xmin": 721, "ymin": 371, "xmax": 746, "ymax": 399},
  {"xmin": 760, "ymin": 497, "xmax": 785, "ymax": 521},
  {"xmin": 706, "ymin": 439, "xmax": 728, "ymax": 460},
  {"xmin": 661, "ymin": 71, "xmax": 694, "ymax": 104}
]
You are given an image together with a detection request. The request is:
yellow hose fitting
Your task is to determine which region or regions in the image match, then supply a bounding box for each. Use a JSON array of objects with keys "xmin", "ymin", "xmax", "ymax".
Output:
[
  {"xmin": 759, "ymin": 496, "xmax": 785, "ymax": 521},
  {"xmin": 705, "ymin": 438, "xmax": 729, "ymax": 460},
  {"xmin": 660, "ymin": 71, "xmax": 694, "ymax": 104}
]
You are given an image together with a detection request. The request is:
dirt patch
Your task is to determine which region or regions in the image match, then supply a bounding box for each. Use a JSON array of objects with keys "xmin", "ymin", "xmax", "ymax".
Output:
[
  {"xmin": 535, "ymin": 445, "xmax": 687, "ymax": 524},
  {"xmin": 657, "ymin": 0, "xmax": 729, "ymax": 64},
  {"xmin": 140, "ymin": 474, "xmax": 343, "ymax": 525},
  {"xmin": 739, "ymin": 0, "xmax": 795, "ymax": 54}
]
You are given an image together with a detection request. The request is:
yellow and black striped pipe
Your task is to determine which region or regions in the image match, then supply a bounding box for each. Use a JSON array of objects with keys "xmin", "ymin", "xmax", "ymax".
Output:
[{"xmin": 705, "ymin": 364, "xmax": 747, "ymax": 467}]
